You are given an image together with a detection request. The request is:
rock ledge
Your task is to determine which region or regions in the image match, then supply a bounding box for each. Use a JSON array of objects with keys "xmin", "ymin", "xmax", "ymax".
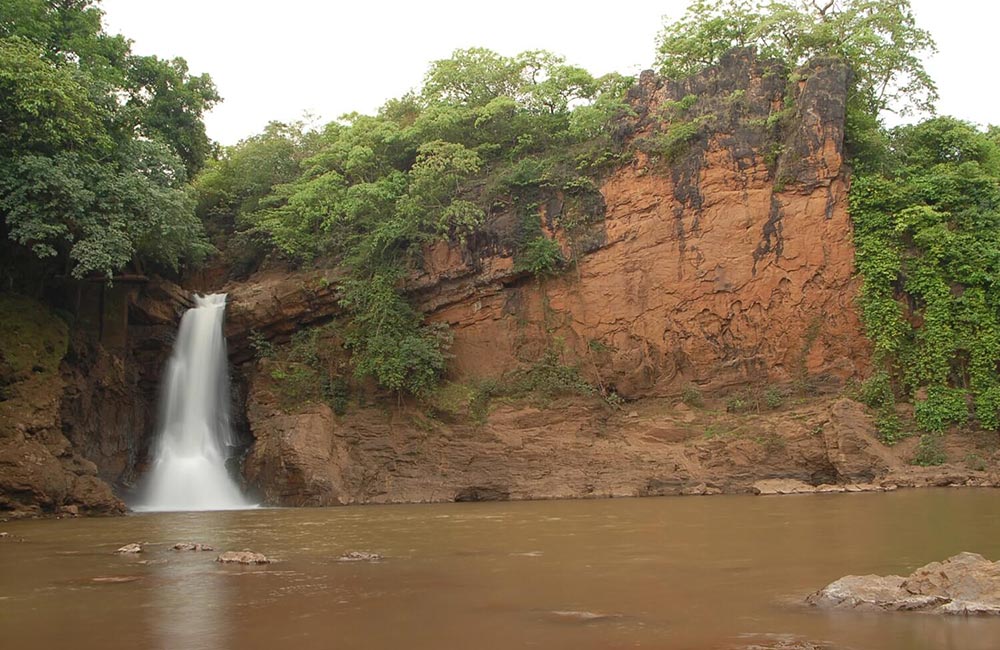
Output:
[{"xmin": 807, "ymin": 552, "xmax": 1000, "ymax": 615}]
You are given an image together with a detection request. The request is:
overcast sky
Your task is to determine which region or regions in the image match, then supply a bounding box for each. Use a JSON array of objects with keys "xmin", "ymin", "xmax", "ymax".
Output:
[{"xmin": 99, "ymin": 0, "xmax": 998, "ymax": 145}]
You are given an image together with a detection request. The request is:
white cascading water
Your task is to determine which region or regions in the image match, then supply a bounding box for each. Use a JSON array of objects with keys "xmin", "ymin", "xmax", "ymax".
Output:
[{"xmin": 137, "ymin": 293, "xmax": 251, "ymax": 511}]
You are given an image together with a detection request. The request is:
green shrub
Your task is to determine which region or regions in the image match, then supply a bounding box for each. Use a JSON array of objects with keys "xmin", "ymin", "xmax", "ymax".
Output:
[
  {"xmin": 764, "ymin": 387, "xmax": 784, "ymax": 409},
  {"xmin": 267, "ymin": 323, "xmax": 353, "ymax": 413},
  {"xmin": 912, "ymin": 433, "xmax": 947, "ymax": 466},
  {"xmin": 248, "ymin": 329, "xmax": 274, "ymax": 359},
  {"xmin": 914, "ymin": 385, "xmax": 968, "ymax": 433},
  {"xmin": 964, "ymin": 452, "xmax": 987, "ymax": 472},
  {"xmin": 859, "ymin": 371, "xmax": 894, "ymax": 409},
  {"xmin": 324, "ymin": 377, "xmax": 350, "ymax": 415},
  {"xmin": 875, "ymin": 407, "xmax": 905, "ymax": 445},
  {"xmin": 645, "ymin": 119, "xmax": 704, "ymax": 162},
  {"xmin": 603, "ymin": 391, "xmax": 625, "ymax": 410},
  {"xmin": 516, "ymin": 236, "xmax": 564, "ymax": 277},
  {"xmin": 681, "ymin": 384, "xmax": 703, "ymax": 407},
  {"xmin": 508, "ymin": 347, "xmax": 593, "ymax": 399},
  {"xmin": 726, "ymin": 395, "xmax": 747, "ymax": 413},
  {"xmin": 469, "ymin": 378, "xmax": 499, "ymax": 423},
  {"xmin": 341, "ymin": 272, "xmax": 451, "ymax": 397}
]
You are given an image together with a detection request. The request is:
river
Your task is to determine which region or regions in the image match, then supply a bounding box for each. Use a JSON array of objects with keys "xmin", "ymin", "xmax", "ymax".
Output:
[{"xmin": 2, "ymin": 489, "xmax": 1000, "ymax": 649}]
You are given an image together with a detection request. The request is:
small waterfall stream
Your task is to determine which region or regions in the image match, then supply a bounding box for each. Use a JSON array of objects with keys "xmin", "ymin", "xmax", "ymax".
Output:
[{"xmin": 137, "ymin": 293, "xmax": 251, "ymax": 511}]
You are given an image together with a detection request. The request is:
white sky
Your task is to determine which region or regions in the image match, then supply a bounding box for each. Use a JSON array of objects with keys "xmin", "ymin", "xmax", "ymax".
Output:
[{"xmin": 99, "ymin": 0, "xmax": 998, "ymax": 145}]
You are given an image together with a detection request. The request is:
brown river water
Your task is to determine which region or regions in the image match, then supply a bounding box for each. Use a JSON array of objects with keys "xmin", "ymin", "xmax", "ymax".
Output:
[{"xmin": 2, "ymin": 489, "xmax": 1000, "ymax": 650}]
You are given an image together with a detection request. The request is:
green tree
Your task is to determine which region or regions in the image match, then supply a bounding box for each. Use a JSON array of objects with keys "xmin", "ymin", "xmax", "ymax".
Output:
[
  {"xmin": 0, "ymin": 0, "xmax": 216, "ymax": 280},
  {"xmin": 655, "ymin": 0, "xmax": 937, "ymax": 117},
  {"xmin": 125, "ymin": 54, "xmax": 220, "ymax": 176}
]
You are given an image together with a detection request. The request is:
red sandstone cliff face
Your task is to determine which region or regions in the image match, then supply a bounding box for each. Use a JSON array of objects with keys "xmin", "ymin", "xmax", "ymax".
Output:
[
  {"xmin": 230, "ymin": 52, "xmax": 884, "ymax": 506},
  {"xmin": 410, "ymin": 51, "xmax": 865, "ymax": 397}
]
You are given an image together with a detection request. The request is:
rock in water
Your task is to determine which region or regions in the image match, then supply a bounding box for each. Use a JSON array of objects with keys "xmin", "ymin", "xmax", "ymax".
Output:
[
  {"xmin": 338, "ymin": 551, "xmax": 382, "ymax": 562},
  {"xmin": 807, "ymin": 552, "xmax": 1000, "ymax": 615},
  {"xmin": 173, "ymin": 542, "xmax": 214, "ymax": 551},
  {"xmin": 115, "ymin": 543, "xmax": 142, "ymax": 554},
  {"xmin": 216, "ymin": 550, "xmax": 270, "ymax": 565}
]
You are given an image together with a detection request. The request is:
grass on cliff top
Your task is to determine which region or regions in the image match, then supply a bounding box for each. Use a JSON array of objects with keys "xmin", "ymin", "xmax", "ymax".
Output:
[{"xmin": 0, "ymin": 293, "xmax": 69, "ymax": 378}]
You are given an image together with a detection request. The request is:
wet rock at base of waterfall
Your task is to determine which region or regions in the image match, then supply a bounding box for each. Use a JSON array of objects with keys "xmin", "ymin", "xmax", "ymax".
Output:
[
  {"xmin": 338, "ymin": 551, "xmax": 383, "ymax": 562},
  {"xmin": 216, "ymin": 550, "xmax": 270, "ymax": 565},
  {"xmin": 807, "ymin": 552, "xmax": 1000, "ymax": 615},
  {"xmin": 173, "ymin": 542, "xmax": 214, "ymax": 551},
  {"xmin": 115, "ymin": 543, "xmax": 142, "ymax": 554}
]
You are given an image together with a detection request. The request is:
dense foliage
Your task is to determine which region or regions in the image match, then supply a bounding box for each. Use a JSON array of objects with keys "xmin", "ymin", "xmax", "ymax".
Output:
[
  {"xmin": 852, "ymin": 118, "xmax": 1000, "ymax": 436},
  {"xmin": 0, "ymin": 0, "xmax": 217, "ymax": 280},
  {"xmin": 199, "ymin": 48, "xmax": 631, "ymax": 395},
  {"xmin": 655, "ymin": 0, "xmax": 937, "ymax": 160}
]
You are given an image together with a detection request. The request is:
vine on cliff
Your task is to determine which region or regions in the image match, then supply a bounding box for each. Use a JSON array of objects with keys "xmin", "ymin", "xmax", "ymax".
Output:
[{"xmin": 851, "ymin": 118, "xmax": 1000, "ymax": 434}]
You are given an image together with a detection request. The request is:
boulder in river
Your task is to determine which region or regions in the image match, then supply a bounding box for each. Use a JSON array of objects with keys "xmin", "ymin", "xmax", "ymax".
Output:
[
  {"xmin": 216, "ymin": 550, "xmax": 270, "ymax": 565},
  {"xmin": 807, "ymin": 552, "xmax": 1000, "ymax": 615},
  {"xmin": 114, "ymin": 543, "xmax": 142, "ymax": 554},
  {"xmin": 338, "ymin": 551, "xmax": 383, "ymax": 562}
]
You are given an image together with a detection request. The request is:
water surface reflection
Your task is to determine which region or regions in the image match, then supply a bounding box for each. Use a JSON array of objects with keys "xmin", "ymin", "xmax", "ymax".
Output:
[{"xmin": 2, "ymin": 490, "xmax": 1000, "ymax": 650}]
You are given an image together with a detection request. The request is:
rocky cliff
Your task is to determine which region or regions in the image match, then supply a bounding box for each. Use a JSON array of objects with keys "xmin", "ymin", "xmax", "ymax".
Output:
[
  {"xmin": 6, "ymin": 52, "xmax": 991, "ymax": 516},
  {"xmin": 0, "ymin": 294, "xmax": 124, "ymax": 515},
  {"xmin": 228, "ymin": 52, "xmax": 886, "ymax": 506},
  {"xmin": 407, "ymin": 50, "xmax": 864, "ymax": 396},
  {"xmin": 0, "ymin": 278, "xmax": 192, "ymax": 517}
]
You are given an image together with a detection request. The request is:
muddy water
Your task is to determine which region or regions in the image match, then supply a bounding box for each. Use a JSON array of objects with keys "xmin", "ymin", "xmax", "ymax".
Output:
[{"xmin": 3, "ymin": 490, "xmax": 1000, "ymax": 650}]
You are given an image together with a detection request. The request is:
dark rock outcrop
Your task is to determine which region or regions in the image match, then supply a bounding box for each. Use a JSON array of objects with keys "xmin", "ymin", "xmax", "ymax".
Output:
[{"xmin": 0, "ymin": 294, "xmax": 125, "ymax": 516}]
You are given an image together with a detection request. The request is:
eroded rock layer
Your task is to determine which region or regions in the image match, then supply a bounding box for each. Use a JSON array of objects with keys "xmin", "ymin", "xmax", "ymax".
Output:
[{"xmin": 241, "ymin": 373, "xmax": 1000, "ymax": 506}]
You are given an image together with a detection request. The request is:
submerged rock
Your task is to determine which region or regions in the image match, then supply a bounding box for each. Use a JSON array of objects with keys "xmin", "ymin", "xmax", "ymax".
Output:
[
  {"xmin": 547, "ymin": 610, "xmax": 620, "ymax": 623},
  {"xmin": 737, "ymin": 637, "xmax": 835, "ymax": 650},
  {"xmin": 173, "ymin": 542, "xmax": 214, "ymax": 551},
  {"xmin": 807, "ymin": 552, "xmax": 1000, "ymax": 615},
  {"xmin": 91, "ymin": 576, "xmax": 141, "ymax": 584},
  {"xmin": 216, "ymin": 550, "xmax": 270, "ymax": 565},
  {"xmin": 338, "ymin": 551, "xmax": 382, "ymax": 562},
  {"xmin": 115, "ymin": 543, "xmax": 142, "ymax": 554}
]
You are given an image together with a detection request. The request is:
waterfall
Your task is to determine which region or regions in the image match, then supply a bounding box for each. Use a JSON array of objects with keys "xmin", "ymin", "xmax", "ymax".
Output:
[{"xmin": 137, "ymin": 293, "xmax": 251, "ymax": 511}]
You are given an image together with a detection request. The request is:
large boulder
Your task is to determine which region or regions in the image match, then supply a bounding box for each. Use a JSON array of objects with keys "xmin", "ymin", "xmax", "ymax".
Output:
[{"xmin": 808, "ymin": 552, "xmax": 1000, "ymax": 615}]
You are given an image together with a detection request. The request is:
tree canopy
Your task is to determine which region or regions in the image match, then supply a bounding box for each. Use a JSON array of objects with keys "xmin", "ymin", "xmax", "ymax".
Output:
[
  {"xmin": 0, "ymin": 0, "xmax": 217, "ymax": 280},
  {"xmin": 656, "ymin": 0, "xmax": 938, "ymax": 118}
]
